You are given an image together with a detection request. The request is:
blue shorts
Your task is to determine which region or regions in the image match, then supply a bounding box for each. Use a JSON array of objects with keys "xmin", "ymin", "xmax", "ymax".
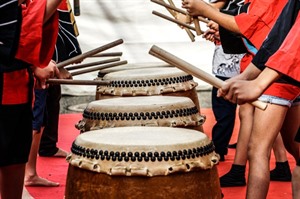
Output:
[{"xmin": 32, "ymin": 89, "xmax": 48, "ymax": 131}]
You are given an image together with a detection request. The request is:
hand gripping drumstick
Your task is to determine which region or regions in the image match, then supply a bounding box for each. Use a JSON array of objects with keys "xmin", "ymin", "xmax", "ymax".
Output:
[
  {"xmin": 56, "ymin": 39, "xmax": 124, "ymax": 69},
  {"xmin": 151, "ymin": 0, "xmax": 209, "ymax": 35},
  {"xmin": 149, "ymin": 45, "xmax": 268, "ymax": 110},
  {"xmin": 164, "ymin": 0, "xmax": 195, "ymax": 41}
]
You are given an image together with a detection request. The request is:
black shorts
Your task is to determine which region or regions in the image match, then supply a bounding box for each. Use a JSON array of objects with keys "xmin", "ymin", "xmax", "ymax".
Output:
[{"xmin": 0, "ymin": 103, "xmax": 32, "ymax": 167}]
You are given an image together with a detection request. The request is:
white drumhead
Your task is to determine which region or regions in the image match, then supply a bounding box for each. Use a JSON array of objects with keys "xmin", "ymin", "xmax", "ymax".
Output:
[{"xmin": 68, "ymin": 126, "xmax": 219, "ymax": 176}]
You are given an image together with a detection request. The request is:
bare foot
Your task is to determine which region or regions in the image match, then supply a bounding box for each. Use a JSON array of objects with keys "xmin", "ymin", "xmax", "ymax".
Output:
[
  {"xmin": 25, "ymin": 176, "xmax": 59, "ymax": 187},
  {"xmin": 53, "ymin": 148, "xmax": 68, "ymax": 158}
]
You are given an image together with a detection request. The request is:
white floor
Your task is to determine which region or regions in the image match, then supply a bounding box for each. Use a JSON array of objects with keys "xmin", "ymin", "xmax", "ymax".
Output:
[{"xmin": 62, "ymin": 0, "xmax": 215, "ymax": 95}]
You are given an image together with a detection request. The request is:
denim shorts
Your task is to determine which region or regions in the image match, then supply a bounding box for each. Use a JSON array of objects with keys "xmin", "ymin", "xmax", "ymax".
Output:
[{"xmin": 258, "ymin": 95, "xmax": 300, "ymax": 108}]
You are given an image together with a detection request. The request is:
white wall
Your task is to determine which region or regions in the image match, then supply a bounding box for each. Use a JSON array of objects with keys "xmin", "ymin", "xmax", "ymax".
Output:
[{"xmin": 62, "ymin": 0, "xmax": 214, "ymax": 95}]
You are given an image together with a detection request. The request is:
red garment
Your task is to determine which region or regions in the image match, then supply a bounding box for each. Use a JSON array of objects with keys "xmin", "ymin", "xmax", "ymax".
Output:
[
  {"xmin": 263, "ymin": 83, "xmax": 300, "ymax": 101},
  {"xmin": 265, "ymin": 13, "xmax": 300, "ymax": 82},
  {"xmin": 2, "ymin": 68, "xmax": 30, "ymax": 104},
  {"xmin": 15, "ymin": 0, "xmax": 59, "ymax": 68},
  {"xmin": 235, "ymin": 0, "xmax": 288, "ymax": 49}
]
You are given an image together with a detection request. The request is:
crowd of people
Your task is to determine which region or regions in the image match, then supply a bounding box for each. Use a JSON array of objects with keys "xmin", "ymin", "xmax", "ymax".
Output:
[{"xmin": 0, "ymin": 0, "xmax": 299, "ymax": 198}]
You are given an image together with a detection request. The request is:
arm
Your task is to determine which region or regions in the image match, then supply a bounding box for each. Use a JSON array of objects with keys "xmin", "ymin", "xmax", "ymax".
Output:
[
  {"xmin": 43, "ymin": 0, "xmax": 63, "ymax": 23},
  {"xmin": 182, "ymin": 0, "xmax": 241, "ymax": 34},
  {"xmin": 217, "ymin": 65, "xmax": 281, "ymax": 104}
]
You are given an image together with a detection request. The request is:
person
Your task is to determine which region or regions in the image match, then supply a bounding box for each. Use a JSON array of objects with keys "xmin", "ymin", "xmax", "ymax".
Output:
[
  {"xmin": 38, "ymin": 0, "xmax": 82, "ymax": 158},
  {"xmin": 181, "ymin": 0, "xmax": 295, "ymax": 187},
  {"xmin": 206, "ymin": 0, "xmax": 245, "ymax": 162},
  {"xmin": 0, "ymin": 0, "xmax": 61, "ymax": 198},
  {"xmin": 24, "ymin": 0, "xmax": 82, "ymax": 187},
  {"xmin": 216, "ymin": 1, "xmax": 300, "ymax": 198}
]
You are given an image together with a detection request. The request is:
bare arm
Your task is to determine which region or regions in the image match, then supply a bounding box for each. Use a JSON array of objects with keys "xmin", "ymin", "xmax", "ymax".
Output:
[
  {"xmin": 182, "ymin": 0, "xmax": 241, "ymax": 34},
  {"xmin": 43, "ymin": 0, "xmax": 62, "ymax": 23}
]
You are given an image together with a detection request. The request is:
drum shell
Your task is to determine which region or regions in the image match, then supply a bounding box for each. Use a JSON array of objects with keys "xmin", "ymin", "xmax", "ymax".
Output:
[{"xmin": 65, "ymin": 165, "xmax": 222, "ymax": 199}]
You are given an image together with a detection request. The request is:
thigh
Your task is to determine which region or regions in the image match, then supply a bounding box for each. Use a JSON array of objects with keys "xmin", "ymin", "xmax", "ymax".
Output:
[{"xmin": 249, "ymin": 104, "xmax": 288, "ymax": 154}]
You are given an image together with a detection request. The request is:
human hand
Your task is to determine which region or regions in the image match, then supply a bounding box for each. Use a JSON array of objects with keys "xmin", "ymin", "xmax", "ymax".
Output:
[
  {"xmin": 32, "ymin": 60, "xmax": 59, "ymax": 89},
  {"xmin": 182, "ymin": 0, "xmax": 208, "ymax": 16},
  {"xmin": 175, "ymin": 13, "xmax": 192, "ymax": 28},
  {"xmin": 202, "ymin": 28, "xmax": 219, "ymax": 42},
  {"xmin": 217, "ymin": 79, "xmax": 264, "ymax": 104},
  {"xmin": 58, "ymin": 67, "xmax": 73, "ymax": 79}
]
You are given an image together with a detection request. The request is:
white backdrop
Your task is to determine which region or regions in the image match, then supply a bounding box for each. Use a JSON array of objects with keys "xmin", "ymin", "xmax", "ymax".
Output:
[{"xmin": 63, "ymin": 0, "xmax": 215, "ymax": 95}]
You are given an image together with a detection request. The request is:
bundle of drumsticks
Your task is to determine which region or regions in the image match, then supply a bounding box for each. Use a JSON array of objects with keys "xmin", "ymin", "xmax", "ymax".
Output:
[{"xmin": 151, "ymin": 0, "xmax": 209, "ymax": 42}]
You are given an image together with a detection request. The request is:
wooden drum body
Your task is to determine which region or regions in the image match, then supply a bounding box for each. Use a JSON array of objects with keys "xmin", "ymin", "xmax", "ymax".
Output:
[
  {"xmin": 75, "ymin": 96, "xmax": 206, "ymax": 133},
  {"xmin": 65, "ymin": 127, "xmax": 222, "ymax": 199},
  {"xmin": 95, "ymin": 67, "xmax": 201, "ymax": 111}
]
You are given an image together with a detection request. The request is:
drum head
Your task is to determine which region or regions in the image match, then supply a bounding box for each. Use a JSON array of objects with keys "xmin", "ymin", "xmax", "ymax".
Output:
[{"xmin": 68, "ymin": 126, "xmax": 219, "ymax": 176}]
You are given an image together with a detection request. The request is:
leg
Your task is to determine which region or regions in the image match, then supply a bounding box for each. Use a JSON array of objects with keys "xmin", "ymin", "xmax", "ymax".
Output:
[
  {"xmin": 0, "ymin": 164, "xmax": 26, "ymax": 199},
  {"xmin": 270, "ymin": 133, "xmax": 291, "ymax": 181},
  {"xmin": 25, "ymin": 128, "xmax": 59, "ymax": 187},
  {"xmin": 246, "ymin": 104, "xmax": 288, "ymax": 199},
  {"xmin": 292, "ymin": 159, "xmax": 300, "ymax": 199},
  {"xmin": 211, "ymin": 81, "xmax": 237, "ymax": 160},
  {"xmin": 280, "ymin": 105, "xmax": 300, "ymax": 161},
  {"xmin": 220, "ymin": 103, "xmax": 254, "ymax": 187},
  {"xmin": 39, "ymin": 85, "xmax": 67, "ymax": 157}
]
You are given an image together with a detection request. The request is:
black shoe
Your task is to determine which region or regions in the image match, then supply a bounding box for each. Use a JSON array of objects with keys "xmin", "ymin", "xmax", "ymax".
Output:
[
  {"xmin": 220, "ymin": 164, "xmax": 246, "ymax": 187},
  {"xmin": 228, "ymin": 143, "xmax": 237, "ymax": 149},
  {"xmin": 270, "ymin": 161, "xmax": 292, "ymax": 182}
]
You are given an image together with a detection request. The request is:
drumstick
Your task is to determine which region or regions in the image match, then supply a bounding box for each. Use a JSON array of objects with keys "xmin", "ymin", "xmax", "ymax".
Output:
[
  {"xmin": 46, "ymin": 79, "xmax": 110, "ymax": 85},
  {"xmin": 151, "ymin": 0, "xmax": 209, "ymax": 24},
  {"xmin": 70, "ymin": 60, "xmax": 128, "ymax": 76},
  {"xmin": 56, "ymin": 39, "xmax": 124, "ymax": 68},
  {"xmin": 193, "ymin": 17, "xmax": 202, "ymax": 35},
  {"xmin": 65, "ymin": 58, "xmax": 120, "ymax": 70},
  {"xmin": 149, "ymin": 45, "xmax": 268, "ymax": 110},
  {"xmin": 162, "ymin": 0, "xmax": 195, "ymax": 42},
  {"xmin": 89, "ymin": 52, "xmax": 123, "ymax": 57},
  {"xmin": 152, "ymin": 11, "xmax": 197, "ymax": 32}
]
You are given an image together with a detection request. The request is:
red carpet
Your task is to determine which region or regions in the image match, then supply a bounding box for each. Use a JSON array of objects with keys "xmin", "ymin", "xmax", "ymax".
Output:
[{"xmin": 26, "ymin": 109, "xmax": 295, "ymax": 199}]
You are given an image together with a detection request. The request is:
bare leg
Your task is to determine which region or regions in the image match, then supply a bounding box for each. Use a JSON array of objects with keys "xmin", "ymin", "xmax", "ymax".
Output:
[
  {"xmin": 219, "ymin": 104, "xmax": 254, "ymax": 187},
  {"xmin": 234, "ymin": 103, "xmax": 254, "ymax": 165},
  {"xmin": 25, "ymin": 128, "xmax": 59, "ymax": 187},
  {"xmin": 292, "ymin": 164, "xmax": 300, "ymax": 199},
  {"xmin": 0, "ymin": 164, "xmax": 26, "ymax": 199},
  {"xmin": 272, "ymin": 133, "xmax": 288, "ymax": 162},
  {"xmin": 281, "ymin": 105, "xmax": 300, "ymax": 161},
  {"xmin": 246, "ymin": 104, "xmax": 288, "ymax": 199}
]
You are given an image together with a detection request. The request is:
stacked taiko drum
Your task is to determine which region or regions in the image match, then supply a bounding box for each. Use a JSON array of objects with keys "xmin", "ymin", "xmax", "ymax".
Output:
[{"xmin": 65, "ymin": 64, "xmax": 222, "ymax": 199}]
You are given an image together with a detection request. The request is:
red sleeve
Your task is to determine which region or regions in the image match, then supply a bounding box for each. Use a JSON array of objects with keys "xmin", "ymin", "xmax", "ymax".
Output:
[
  {"xmin": 234, "ymin": 0, "xmax": 287, "ymax": 49},
  {"xmin": 265, "ymin": 14, "xmax": 300, "ymax": 82},
  {"xmin": 15, "ymin": 0, "xmax": 58, "ymax": 68}
]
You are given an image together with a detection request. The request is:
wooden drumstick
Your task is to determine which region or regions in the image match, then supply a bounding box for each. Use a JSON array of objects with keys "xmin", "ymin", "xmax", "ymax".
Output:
[
  {"xmin": 164, "ymin": 0, "xmax": 195, "ymax": 42},
  {"xmin": 46, "ymin": 79, "xmax": 110, "ymax": 85},
  {"xmin": 65, "ymin": 58, "xmax": 120, "ymax": 70},
  {"xmin": 56, "ymin": 39, "xmax": 124, "ymax": 68},
  {"xmin": 152, "ymin": 11, "xmax": 197, "ymax": 31},
  {"xmin": 149, "ymin": 45, "xmax": 268, "ymax": 110},
  {"xmin": 193, "ymin": 17, "xmax": 202, "ymax": 35},
  {"xmin": 70, "ymin": 60, "xmax": 128, "ymax": 76},
  {"xmin": 89, "ymin": 52, "xmax": 123, "ymax": 57}
]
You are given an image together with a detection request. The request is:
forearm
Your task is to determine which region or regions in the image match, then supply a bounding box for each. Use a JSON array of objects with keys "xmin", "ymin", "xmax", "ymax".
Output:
[
  {"xmin": 195, "ymin": 2, "xmax": 241, "ymax": 34},
  {"xmin": 44, "ymin": 0, "xmax": 62, "ymax": 23},
  {"xmin": 253, "ymin": 67, "xmax": 281, "ymax": 91}
]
